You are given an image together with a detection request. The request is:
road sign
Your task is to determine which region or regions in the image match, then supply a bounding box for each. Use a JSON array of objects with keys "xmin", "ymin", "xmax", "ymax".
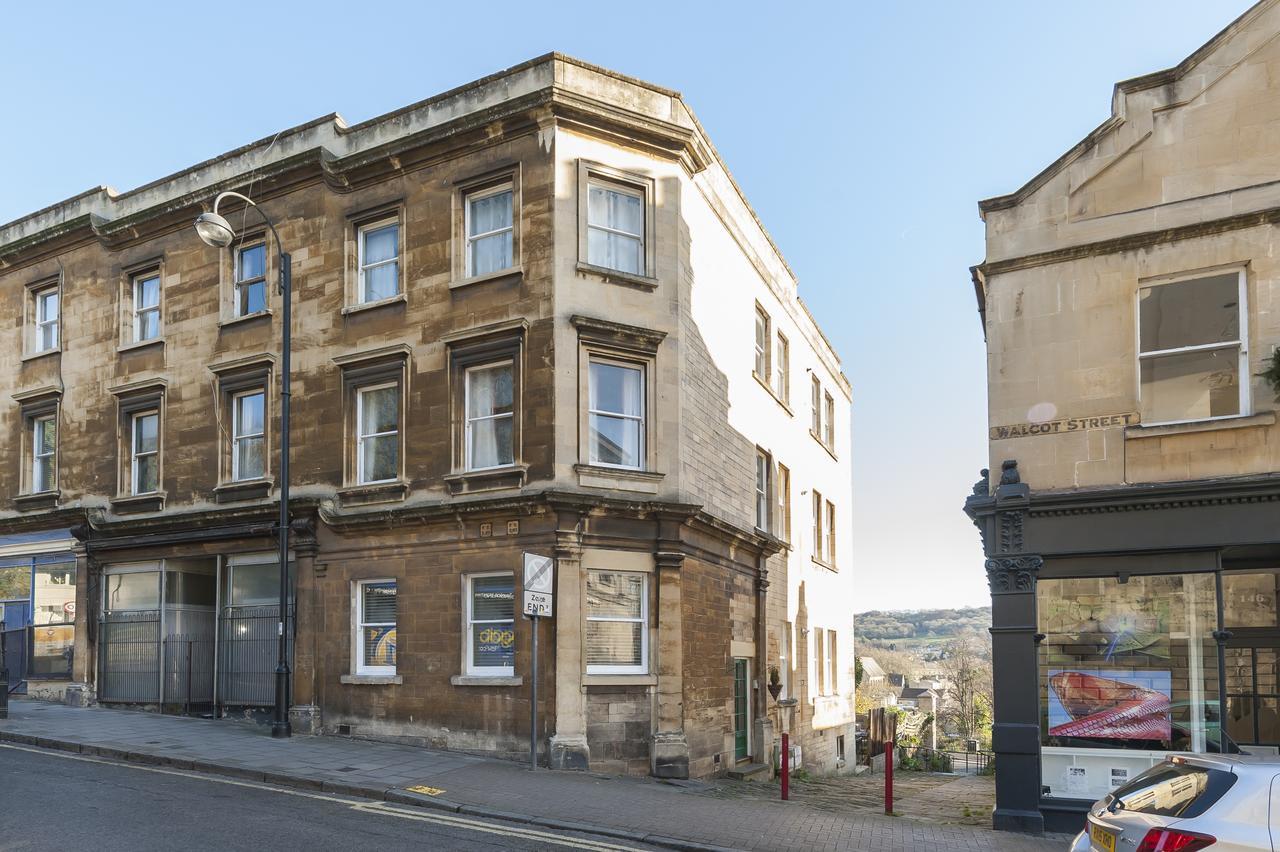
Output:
[
  {"xmin": 523, "ymin": 590, "xmax": 553, "ymax": 617},
  {"xmin": 523, "ymin": 553, "xmax": 554, "ymax": 594}
]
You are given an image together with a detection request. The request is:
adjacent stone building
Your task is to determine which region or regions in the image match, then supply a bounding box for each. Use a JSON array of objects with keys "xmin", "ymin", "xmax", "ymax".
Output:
[
  {"xmin": 0, "ymin": 55, "xmax": 854, "ymax": 779},
  {"xmin": 967, "ymin": 1, "xmax": 1280, "ymax": 832}
]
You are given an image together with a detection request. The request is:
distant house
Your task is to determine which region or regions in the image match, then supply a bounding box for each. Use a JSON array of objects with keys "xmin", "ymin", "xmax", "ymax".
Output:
[
  {"xmin": 858, "ymin": 656, "xmax": 886, "ymax": 685},
  {"xmin": 887, "ymin": 673, "xmax": 908, "ymax": 689},
  {"xmin": 897, "ymin": 687, "xmax": 936, "ymax": 711}
]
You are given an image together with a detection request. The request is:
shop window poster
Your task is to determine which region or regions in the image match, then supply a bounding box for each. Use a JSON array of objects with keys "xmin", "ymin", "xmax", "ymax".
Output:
[
  {"xmin": 1040, "ymin": 592, "xmax": 1171, "ymax": 662},
  {"xmin": 1048, "ymin": 669, "xmax": 1172, "ymax": 740}
]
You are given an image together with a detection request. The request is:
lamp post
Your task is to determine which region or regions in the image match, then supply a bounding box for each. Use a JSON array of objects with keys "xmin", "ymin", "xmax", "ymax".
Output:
[{"xmin": 195, "ymin": 192, "xmax": 293, "ymax": 739}]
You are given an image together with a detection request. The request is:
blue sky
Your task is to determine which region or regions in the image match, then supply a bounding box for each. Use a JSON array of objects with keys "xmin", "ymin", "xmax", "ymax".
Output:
[{"xmin": 0, "ymin": 1, "xmax": 1250, "ymax": 611}]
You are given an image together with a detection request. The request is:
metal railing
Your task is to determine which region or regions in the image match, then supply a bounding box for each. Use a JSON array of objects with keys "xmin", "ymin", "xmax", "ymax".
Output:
[
  {"xmin": 897, "ymin": 744, "xmax": 993, "ymax": 775},
  {"xmin": 218, "ymin": 604, "xmax": 292, "ymax": 707},
  {"xmin": 2, "ymin": 625, "xmax": 26, "ymax": 695},
  {"xmin": 99, "ymin": 611, "xmax": 161, "ymax": 703}
]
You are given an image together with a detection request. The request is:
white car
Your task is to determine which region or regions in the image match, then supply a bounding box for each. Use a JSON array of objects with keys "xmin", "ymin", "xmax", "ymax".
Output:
[{"xmin": 1070, "ymin": 754, "xmax": 1279, "ymax": 851}]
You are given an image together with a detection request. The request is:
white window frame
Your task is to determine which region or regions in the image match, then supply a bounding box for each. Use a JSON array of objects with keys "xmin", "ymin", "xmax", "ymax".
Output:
[
  {"xmin": 754, "ymin": 306, "xmax": 770, "ymax": 381},
  {"xmin": 824, "ymin": 392, "xmax": 835, "ymax": 448},
  {"xmin": 356, "ymin": 382, "xmax": 400, "ymax": 485},
  {"xmin": 354, "ymin": 578, "xmax": 397, "ymax": 676},
  {"xmin": 233, "ymin": 241, "xmax": 268, "ymax": 318},
  {"xmin": 826, "ymin": 500, "xmax": 837, "ymax": 566},
  {"xmin": 231, "ymin": 389, "xmax": 266, "ymax": 482},
  {"xmin": 587, "ymin": 357, "xmax": 646, "ymax": 471},
  {"xmin": 464, "ymin": 361, "xmax": 514, "ymax": 472},
  {"xmin": 132, "ymin": 272, "xmax": 162, "ymax": 343},
  {"xmin": 814, "ymin": 628, "xmax": 826, "ymax": 695},
  {"xmin": 773, "ymin": 333, "xmax": 790, "ymax": 402},
  {"xmin": 34, "ymin": 285, "xmax": 59, "ymax": 352},
  {"xmin": 813, "ymin": 490, "xmax": 825, "ymax": 563},
  {"xmin": 357, "ymin": 218, "xmax": 400, "ymax": 304},
  {"xmin": 776, "ymin": 462, "xmax": 791, "ymax": 542},
  {"xmin": 464, "ymin": 183, "xmax": 515, "ymax": 278},
  {"xmin": 755, "ymin": 449, "xmax": 771, "ymax": 531},
  {"xmin": 1136, "ymin": 268, "xmax": 1250, "ymax": 427},
  {"xmin": 586, "ymin": 179, "xmax": 646, "ymax": 276},
  {"xmin": 32, "ymin": 414, "xmax": 56, "ymax": 493},
  {"xmin": 130, "ymin": 410, "xmax": 159, "ymax": 495},
  {"xmin": 810, "ymin": 375, "xmax": 822, "ymax": 435},
  {"xmin": 585, "ymin": 571, "xmax": 649, "ymax": 675},
  {"xmin": 465, "ymin": 572, "xmax": 516, "ymax": 676}
]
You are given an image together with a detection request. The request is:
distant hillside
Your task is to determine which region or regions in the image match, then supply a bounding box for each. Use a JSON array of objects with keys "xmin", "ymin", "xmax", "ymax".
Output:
[{"xmin": 855, "ymin": 606, "xmax": 991, "ymax": 644}]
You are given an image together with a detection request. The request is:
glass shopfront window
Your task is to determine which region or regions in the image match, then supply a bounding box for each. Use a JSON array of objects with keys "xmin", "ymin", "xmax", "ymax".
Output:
[{"xmin": 1037, "ymin": 573, "xmax": 1219, "ymax": 802}]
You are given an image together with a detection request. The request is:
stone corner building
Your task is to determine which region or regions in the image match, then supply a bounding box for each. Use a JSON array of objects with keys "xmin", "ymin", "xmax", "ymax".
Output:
[
  {"xmin": 967, "ymin": 1, "xmax": 1280, "ymax": 834},
  {"xmin": 0, "ymin": 54, "xmax": 855, "ymax": 780}
]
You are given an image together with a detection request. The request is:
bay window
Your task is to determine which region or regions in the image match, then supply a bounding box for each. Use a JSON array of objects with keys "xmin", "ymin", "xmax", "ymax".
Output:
[
  {"xmin": 585, "ymin": 571, "xmax": 648, "ymax": 674},
  {"xmin": 1138, "ymin": 270, "xmax": 1247, "ymax": 424}
]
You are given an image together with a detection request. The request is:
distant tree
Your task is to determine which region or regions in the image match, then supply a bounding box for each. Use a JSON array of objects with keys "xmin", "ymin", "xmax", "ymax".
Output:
[
  {"xmin": 939, "ymin": 637, "xmax": 993, "ymax": 745},
  {"xmin": 854, "ymin": 657, "xmax": 864, "ymax": 687}
]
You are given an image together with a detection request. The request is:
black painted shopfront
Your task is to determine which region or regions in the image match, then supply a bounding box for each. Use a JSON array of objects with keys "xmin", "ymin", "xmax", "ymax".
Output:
[{"xmin": 965, "ymin": 463, "xmax": 1280, "ymax": 834}]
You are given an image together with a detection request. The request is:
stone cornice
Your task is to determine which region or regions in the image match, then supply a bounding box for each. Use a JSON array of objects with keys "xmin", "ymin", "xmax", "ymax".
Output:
[{"xmin": 967, "ymin": 473, "xmax": 1280, "ymax": 519}]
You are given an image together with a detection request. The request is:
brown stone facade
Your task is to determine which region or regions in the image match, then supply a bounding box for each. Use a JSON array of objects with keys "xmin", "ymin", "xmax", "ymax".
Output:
[{"xmin": 2, "ymin": 54, "xmax": 850, "ymax": 779}]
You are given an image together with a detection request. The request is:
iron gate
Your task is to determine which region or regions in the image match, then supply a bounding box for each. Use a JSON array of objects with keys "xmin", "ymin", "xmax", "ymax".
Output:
[
  {"xmin": 2, "ymin": 625, "xmax": 26, "ymax": 694},
  {"xmin": 99, "ymin": 610, "xmax": 161, "ymax": 703},
  {"xmin": 218, "ymin": 604, "xmax": 292, "ymax": 707}
]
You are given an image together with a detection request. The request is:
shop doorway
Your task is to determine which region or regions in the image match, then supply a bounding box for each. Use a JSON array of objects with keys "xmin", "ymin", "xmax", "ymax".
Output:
[
  {"xmin": 99, "ymin": 559, "xmax": 216, "ymax": 711},
  {"xmin": 733, "ymin": 658, "xmax": 750, "ymax": 762},
  {"xmin": 1224, "ymin": 637, "xmax": 1280, "ymax": 752}
]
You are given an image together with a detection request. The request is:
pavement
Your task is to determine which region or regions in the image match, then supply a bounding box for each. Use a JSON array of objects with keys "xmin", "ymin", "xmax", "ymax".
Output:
[
  {"xmin": 0, "ymin": 744, "xmax": 663, "ymax": 851},
  {"xmin": 0, "ymin": 700, "xmax": 1068, "ymax": 852}
]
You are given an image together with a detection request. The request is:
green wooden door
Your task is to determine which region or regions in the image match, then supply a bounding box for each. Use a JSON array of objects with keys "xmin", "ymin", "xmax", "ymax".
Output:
[{"xmin": 733, "ymin": 658, "xmax": 749, "ymax": 761}]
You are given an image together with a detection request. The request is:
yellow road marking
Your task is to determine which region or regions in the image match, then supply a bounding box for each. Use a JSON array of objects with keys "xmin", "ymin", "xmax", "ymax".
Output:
[
  {"xmin": 0, "ymin": 743, "xmax": 647, "ymax": 851},
  {"xmin": 405, "ymin": 783, "xmax": 446, "ymax": 796}
]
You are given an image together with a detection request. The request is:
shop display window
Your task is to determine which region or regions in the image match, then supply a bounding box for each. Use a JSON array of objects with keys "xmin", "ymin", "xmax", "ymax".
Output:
[{"xmin": 1037, "ymin": 573, "xmax": 1219, "ymax": 801}]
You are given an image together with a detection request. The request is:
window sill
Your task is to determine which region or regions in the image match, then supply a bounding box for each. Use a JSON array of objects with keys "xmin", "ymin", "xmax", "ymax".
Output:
[
  {"xmin": 450, "ymin": 675, "xmax": 524, "ymax": 687},
  {"xmin": 218, "ymin": 310, "xmax": 273, "ymax": 329},
  {"xmin": 338, "ymin": 480, "xmax": 409, "ymax": 507},
  {"xmin": 809, "ymin": 429, "xmax": 839, "ymax": 461},
  {"xmin": 214, "ymin": 478, "xmax": 274, "ymax": 503},
  {"xmin": 21, "ymin": 348, "xmax": 61, "ymax": 363},
  {"xmin": 340, "ymin": 674, "xmax": 402, "ymax": 685},
  {"xmin": 14, "ymin": 490, "xmax": 59, "ymax": 512},
  {"xmin": 752, "ymin": 372, "xmax": 793, "ymax": 415},
  {"xmin": 583, "ymin": 674, "xmax": 656, "ymax": 687},
  {"xmin": 444, "ymin": 464, "xmax": 528, "ymax": 495},
  {"xmin": 111, "ymin": 492, "xmax": 166, "ymax": 514},
  {"xmin": 575, "ymin": 261, "xmax": 659, "ymax": 292},
  {"xmin": 1124, "ymin": 411, "xmax": 1276, "ymax": 439},
  {"xmin": 341, "ymin": 293, "xmax": 406, "ymax": 316},
  {"xmin": 574, "ymin": 463, "xmax": 664, "ymax": 494},
  {"xmin": 811, "ymin": 557, "xmax": 838, "ymax": 573},
  {"xmin": 118, "ymin": 338, "xmax": 164, "ymax": 354},
  {"xmin": 449, "ymin": 267, "xmax": 523, "ymax": 291}
]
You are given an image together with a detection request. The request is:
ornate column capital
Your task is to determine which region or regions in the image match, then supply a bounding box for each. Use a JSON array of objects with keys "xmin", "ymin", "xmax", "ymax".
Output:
[{"xmin": 985, "ymin": 554, "xmax": 1043, "ymax": 594}]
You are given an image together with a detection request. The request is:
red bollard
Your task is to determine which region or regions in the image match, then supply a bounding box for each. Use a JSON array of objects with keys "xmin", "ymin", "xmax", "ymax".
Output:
[
  {"xmin": 884, "ymin": 741, "xmax": 894, "ymax": 815},
  {"xmin": 781, "ymin": 732, "xmax": 790, "ymax": 800}
]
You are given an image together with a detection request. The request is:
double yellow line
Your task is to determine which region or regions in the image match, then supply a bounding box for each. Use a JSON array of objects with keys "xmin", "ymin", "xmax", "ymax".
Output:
[{"xmin": 0, "ymin": 743, "xmax": 644, "ymax": 851}]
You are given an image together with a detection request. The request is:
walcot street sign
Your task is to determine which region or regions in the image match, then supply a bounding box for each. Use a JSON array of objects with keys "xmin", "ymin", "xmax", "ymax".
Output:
[{"xmin": 990, "ymin": 413, "xmax": 1138, "ymax": 440}]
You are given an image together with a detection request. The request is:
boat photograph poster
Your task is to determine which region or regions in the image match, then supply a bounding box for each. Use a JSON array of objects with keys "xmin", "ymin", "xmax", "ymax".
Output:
[{"xmin": 1048, "ymin": 669, "xmax": 1172, "ymax": 740}]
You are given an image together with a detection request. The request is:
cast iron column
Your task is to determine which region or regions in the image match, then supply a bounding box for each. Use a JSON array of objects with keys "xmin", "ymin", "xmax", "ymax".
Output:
[{"xmin": 272, "ymin": 251, "xmax": 293, "ymax": 739}]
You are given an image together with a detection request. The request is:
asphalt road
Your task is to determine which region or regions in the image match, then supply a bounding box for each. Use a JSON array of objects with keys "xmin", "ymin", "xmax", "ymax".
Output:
[{"xmin": 0, "ymin": 744, "xmax": 659, "ymax": 852}]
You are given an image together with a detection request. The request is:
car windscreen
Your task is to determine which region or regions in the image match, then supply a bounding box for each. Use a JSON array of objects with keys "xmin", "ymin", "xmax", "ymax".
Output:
[{"xmin": 1107, "ymin": 762, "xmax": 1236, "ymax": 819}]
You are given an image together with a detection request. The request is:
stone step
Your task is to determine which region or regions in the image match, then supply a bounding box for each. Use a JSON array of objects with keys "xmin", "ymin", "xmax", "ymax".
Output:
[{"xmin": 727, "ymin": 762, "xmax": 771, "ymax": 781}]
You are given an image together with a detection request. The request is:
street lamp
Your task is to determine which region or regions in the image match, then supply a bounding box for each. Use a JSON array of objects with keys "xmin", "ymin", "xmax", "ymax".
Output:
[{"xmin": 195, "ymin": 191, "xmax": 293, "ymax": 739}]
